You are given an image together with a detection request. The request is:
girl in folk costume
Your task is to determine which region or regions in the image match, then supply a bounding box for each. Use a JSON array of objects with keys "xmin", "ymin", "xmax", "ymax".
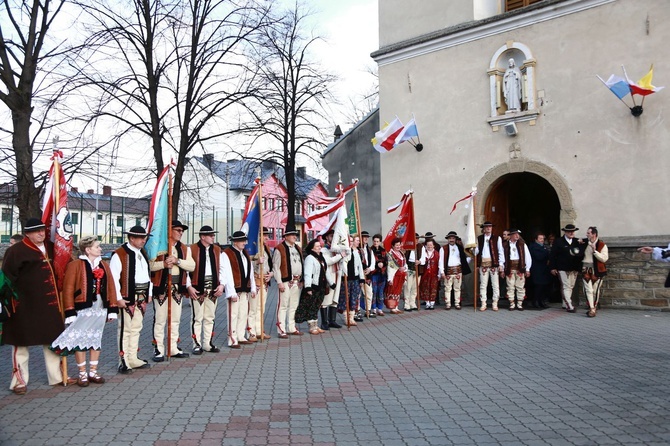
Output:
[
  {"xmin": 385, "ymin": 238, "xmax": 406, "ymax": 314},
  {"xmin": 51, "ymin": 236, "xmax": 119, "ymax": 387},
  {"xmin": 295, "ymin": 239, "xmax": 333, "ymax": 335},
  {"xmin": 419, "ymin": 239, "xmax": 440, "ymax": 309},
  {"xmin": 337, "ymin": 236, "xmax": 366, "ymax": 325}
]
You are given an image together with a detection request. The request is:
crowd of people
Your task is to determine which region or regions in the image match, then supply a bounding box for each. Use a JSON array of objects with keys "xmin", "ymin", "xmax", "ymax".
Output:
[{"xmin": 5, "ymin": 214, "xmax": 667, "ymax": 396}]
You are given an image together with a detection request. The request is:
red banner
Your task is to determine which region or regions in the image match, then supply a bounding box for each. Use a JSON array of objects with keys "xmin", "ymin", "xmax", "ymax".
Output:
[
  {"xmin": 41, "ymin": 151, "xmax": 74, "ymax": 290},
  {"xmin": 383, "ymin": 193, "xmax": 415, "ymax": 252}
]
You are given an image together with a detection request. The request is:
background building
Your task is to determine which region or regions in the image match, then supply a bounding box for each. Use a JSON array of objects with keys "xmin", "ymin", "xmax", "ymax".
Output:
[
  {"xmin": 180, "ymin": 156, "xmax": 330, "ymax": 246},
  {"xmin": 322, "ymin": 108, "xmax": 382, "ymax": 235}
]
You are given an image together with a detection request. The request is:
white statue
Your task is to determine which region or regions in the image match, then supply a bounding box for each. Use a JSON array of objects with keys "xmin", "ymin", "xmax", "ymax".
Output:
[{"xmin": 503, "ymin": 58, "xmax": 522, "ymax": 112}]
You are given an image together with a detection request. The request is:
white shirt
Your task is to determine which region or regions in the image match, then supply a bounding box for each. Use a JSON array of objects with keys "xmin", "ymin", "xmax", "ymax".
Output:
[
  {"xmin": 508, "ymin": 241, "xmax": 532, "ymax": 270},
  {"xmin": 110, "ymin": 243, "xmax": 153, "ymax": 300}
]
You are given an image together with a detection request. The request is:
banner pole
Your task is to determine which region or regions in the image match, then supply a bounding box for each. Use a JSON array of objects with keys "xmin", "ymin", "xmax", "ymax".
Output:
[
  {"xmin": 472, "ymin": 193, "xmax": 478, "ymax": 312},
  {"xmin": 353, "ymin": 180, "xmax": 366, "ymax": 318},
  {"xmin": 166, "ymin": 167, "xmax": 173, "ymax": 359},
  {"xmin": 53, "ymin": 153, "xmax": 68, "ymax": 385},
  {"xmin": 257, "ymin": 177, "xmax": 265, "ymax": 343}
]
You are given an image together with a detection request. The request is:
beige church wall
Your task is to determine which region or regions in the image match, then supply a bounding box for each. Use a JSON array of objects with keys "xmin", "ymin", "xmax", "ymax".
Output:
[
  {"xmin": 377, "ymin": 0, "xmax": 669, "ymax": 240},
  {"xmin": 379, "ymin": 0, "xmax": 474, "ymax": 47}
]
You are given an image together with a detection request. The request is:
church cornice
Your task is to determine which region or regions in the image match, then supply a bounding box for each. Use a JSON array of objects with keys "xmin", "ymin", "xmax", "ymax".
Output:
[{"xmin": 371, "ymin": 0, "xmax": 616, "ymax": 67}]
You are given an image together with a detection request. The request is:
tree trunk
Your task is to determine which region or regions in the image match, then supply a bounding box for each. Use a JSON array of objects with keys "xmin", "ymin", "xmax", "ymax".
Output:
[{"xmin": 12, "ymin": 107, "xmax": 40, "ymax": 227}]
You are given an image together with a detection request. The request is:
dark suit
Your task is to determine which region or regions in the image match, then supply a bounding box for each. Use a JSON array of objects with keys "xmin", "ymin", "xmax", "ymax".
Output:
[
  {"xmin": 529, "ymin": 242, "xmax": 551, "ymax": 307},
  {"xmin": 549, "ymin": 236, "xmax": 583, "ymax": 310}
]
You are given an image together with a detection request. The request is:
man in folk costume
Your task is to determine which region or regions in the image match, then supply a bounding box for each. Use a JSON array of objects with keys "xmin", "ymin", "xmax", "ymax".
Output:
[
  {"xmin": 187, "ymin": 225, "xmax": 232, "ymax": 354},
  {"xmin": 402, "ymin": 240, "xmax": 420, "ymax": 312},
  {"xmin": 582, "ymin": 226, "xmax": 608, "ymax": 317},
  {"xmin": 439, "ymin": 231, "xmax": 471, "ymax": 310},
  {"xmin": 500, "ymin": 229, "xmax": 532, "ymax": 311},
  {"xmin": 2, "ymin": 218, "xmax": 75, "ymax": 394},
  {"xmin": 549, "ymin": 224, "xmax": 583, "ymax": 313},
  {"xmin": 474, "ymin": 221, "xmax": 505, "ymax": 311},
  {"xmin": 273, "ymin": 226, "xmax": 304, "ymax": 338},
  {"xmin": 359, "ymin": 231, "xmax": 376, "ymax": 318},
  {"xmin": 224, "ymin": 231, "xmax": 256, "ymax": 348},
  {"xmin": 110, "ymin": 225, "xmax": 153, "ymax": 374},
  {"xmin": 320, "ymin": 229, "xmax": 345, "ymax": 330},
  {"xmin": 370, "ymin": 234, "xmax": 388, "ymax": 316},
  {"xmin": 385, "ymin": 238, "xmax": 406, "ymax": 314},
  {"xmin": 149, "ymin": 220, "xmax": 195, "ymax": 362},
  {"xmin": 248, "ymin": 227, "xmax": 273, "ymax": 341}
]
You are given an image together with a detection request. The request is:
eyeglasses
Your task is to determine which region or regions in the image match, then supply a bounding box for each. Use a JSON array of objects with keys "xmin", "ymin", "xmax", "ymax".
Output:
[{"xmin": 173, "ymin": 228, "xmax": 184, "ymax": 233}]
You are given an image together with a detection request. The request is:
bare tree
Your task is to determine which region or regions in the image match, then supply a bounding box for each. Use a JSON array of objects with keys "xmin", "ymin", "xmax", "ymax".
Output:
[
  {"xmin": 168, "ymin": 0, "xmax": 269, "ymax": 215},
  {"xmin": 245, "ymin": 1, "xmax": 335, "ymax": 228},
  {"xmin": 72, "ymin": 0, "xmax": 178, "ymax": 181},
  {"xmin": 0, "ymin": 0, "xmax": 68, "ymax": 225},
  {"xmin": 73, "ymin": 0, "xmax": 269, "ymax": 214}
]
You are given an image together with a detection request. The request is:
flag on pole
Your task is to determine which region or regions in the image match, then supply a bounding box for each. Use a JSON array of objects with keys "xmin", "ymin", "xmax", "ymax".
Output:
[
  {"xmin": 42, "ymin": 150, "xmax": 74, "ymax": 290},
  {"xmin": 624, "ymin": 64, "xmax": 665, "ymax": 96},
  {"xmin": 241, "ymin": 179, "xmax": 262, "ymax": 256},
  {"xmin": 597, "ymin": 74, "xmax": 631, "ymax": 100},
  {"xmin": 395, "ymin": 117, "xmax": 418, "ymax": 146},
  {"xmin": 383, "ymin": 190, "xmax": 415, "ymax": 252},
  {"xmin": 332, "ymin": 206, "xmax": 350, "ymax": 252},
  {"xmin": 145, "ymin": 165, "xmax": 171, "ymax": 261},
  {"xmin": 450, "ymin": 190, "xmax": 476, "ymax": 215},
  {"xmin": 346, "ymin": 200, "xmax": 357, "ymax": 235},
  {"xmin": 307, "ymin": 179, "xmax": 359, "ymax": 227},
  {"xmin": 372, "ymin": 118, "xmax": 404, "ymax": 153}
]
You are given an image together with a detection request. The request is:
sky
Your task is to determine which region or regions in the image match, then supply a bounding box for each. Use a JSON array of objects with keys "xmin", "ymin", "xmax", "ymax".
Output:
[
  {"xmin": 309, "ymin": 0, "xmax": 379, "ymax": 128},
  {"xmin": 1, "ymin": 0, "xmax": 380, "ymax": 197}
]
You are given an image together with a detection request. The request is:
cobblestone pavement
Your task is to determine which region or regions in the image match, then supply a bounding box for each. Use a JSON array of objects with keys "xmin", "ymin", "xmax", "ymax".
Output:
[{"xmin": 1, "ymin": 285, "xmax": 670, "ymax": 446}]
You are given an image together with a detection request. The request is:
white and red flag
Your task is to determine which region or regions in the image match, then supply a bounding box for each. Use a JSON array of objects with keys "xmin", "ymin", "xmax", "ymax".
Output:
[
  {"xmin": 307, "ymin": 179, "xmax": 358, "ymax": 228},
  {"xmin": 41, "ymin": 150, "xmax": 74, "ymax": 290},
  {"xmin": 383, "ymin": 190, "xmax": 416, "ymax": 252}
]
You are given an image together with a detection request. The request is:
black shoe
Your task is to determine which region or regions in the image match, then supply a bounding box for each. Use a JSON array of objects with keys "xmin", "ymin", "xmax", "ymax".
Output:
[
  {"xmin": 118, "ymin": 364, "xmax": 133, "ymax": 374},
  {"xmin": 207, "ymin": 346, "xmax": 221, "ymax": 353},
  {"xmin": 567, "ymin": 308, "xmax": 577, "ymax": 313},
  {"xmin": 368, "ymin": 311, "xmax": 376, "ymax": 318},
  {"xmin": 152, "ymin": 354, "xmax": 165, "ymax": 363},
  {"xmin": 328, "ymin": 307, "xmax": 342, "ymax": 329},
  {"xmin": 192, "ymin": 347, "xmax": 203, "ymax": 355},
  {"xmin": 136, "ymin": 362, "xmax": 151, "ymax": 370},
  {"xmin": 354, "ymin": 314, "xmax": 363, "ymax": 322},
  {"xmin": 539, "ymin": 303, "xmax": 548, "ymax": 309},
  {"xmin": 171, "ymin": 352, "xmax": 190, "ymax": 359},
  {"xmin": 319, "ymin": 308, "xmax": 330, "ymax": 331}
]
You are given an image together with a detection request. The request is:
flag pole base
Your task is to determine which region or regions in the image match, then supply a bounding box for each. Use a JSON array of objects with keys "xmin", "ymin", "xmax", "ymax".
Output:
[
  {"xmin": 415, "ymin": 143, "xmax": 424, "ymax": 152},
  {"xmin": 630, "ymin": 105, "xmax": 643, "ymax": 117}
]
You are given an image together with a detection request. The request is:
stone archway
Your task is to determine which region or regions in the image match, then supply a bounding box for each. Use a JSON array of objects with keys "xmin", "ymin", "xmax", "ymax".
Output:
[{"xmin": 475, "ymin": 158, "xmax": 576, "ymax": 231}]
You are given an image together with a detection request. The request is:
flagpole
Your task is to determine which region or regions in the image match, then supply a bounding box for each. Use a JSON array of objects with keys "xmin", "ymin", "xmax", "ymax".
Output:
[
  {"xmin": 166, "ymin": 167, "xmax": 173, "ymax": 360},
  {"xmin": 353, "ymin": 181, "xmax": 367, "ymax": 318},
  {"xmin": 410, "ymin": 191, "xmax": 421, "ymax": 312},
  {"xmin": 472, "ymin": 193, "xmax": 479, "ymax": 313},
  {"xmin": 621, "ymin": 65, "xmax": 638, "ymax": 107},
  {"xmin": 52, "ymin": 152, "xmax": 69, "ymax": 385},
  {"xmin": 257, "ymin": 176, "xmax": 265, "ymax": 343}
]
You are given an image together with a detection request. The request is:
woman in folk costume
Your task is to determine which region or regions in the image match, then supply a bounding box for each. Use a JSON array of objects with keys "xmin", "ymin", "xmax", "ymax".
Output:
[
  {"xmin": 51, "ymin": 236, "xmax": 119, "ymax": 387},
  {"xmin": 337, "ymin": 235, "xmax": 366, "ymax": 325},
  {"xmin": 295, "ymin": 239, "xmax": 333, "ymax": 335},
  {"xmin": 419, "ymin": 239, "xmax": 440, "ymax": 309},
  {"xmin": 385, "ymin": 238, "xmax": 406, "ymax": 314}
]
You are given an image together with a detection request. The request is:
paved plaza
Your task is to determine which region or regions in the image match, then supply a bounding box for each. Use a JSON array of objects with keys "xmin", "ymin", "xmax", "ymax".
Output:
[{"xmin": 1, "ymin": 286, "xmax": 670, "ymax": 446}]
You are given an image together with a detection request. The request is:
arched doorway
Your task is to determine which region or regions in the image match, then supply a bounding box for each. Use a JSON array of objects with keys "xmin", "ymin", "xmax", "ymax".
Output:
[{"xmin": 484, "ymin": 172, "xmax": 560, "ymax": 241}]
